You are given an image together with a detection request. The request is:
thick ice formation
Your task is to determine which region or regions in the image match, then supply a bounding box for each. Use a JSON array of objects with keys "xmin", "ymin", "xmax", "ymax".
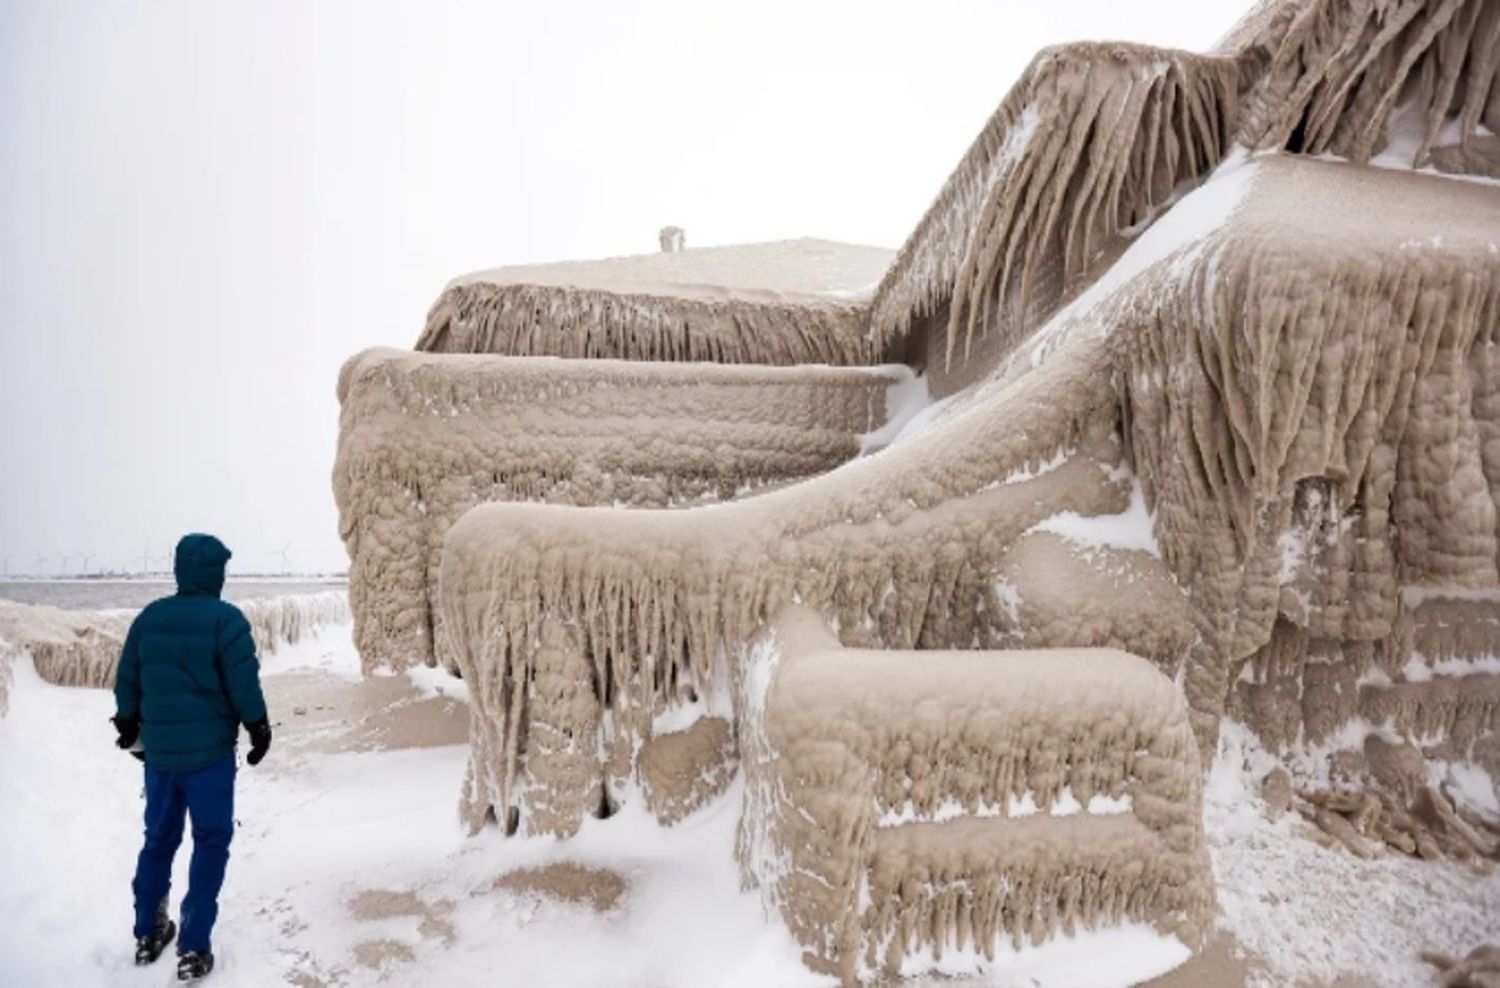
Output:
[
  {"xmin": 417, "ymin": 238, "xmax": 895, "ymax": 365},
  {"xmin": 334, "ymin": 347, "xmax": 902, "ymax": 671},
  {"xmin": 876, "ymin": 0, "xmax": 1499, "ymax": 392},
  {"xmin": 330, "ymin": 0, "xmax": 1500, "ymax": 981},
  {"xmin": 736, "ymin": 607, "xmax": 1211, "ymax": 981},
  {"xmin": 436, "ymin": 151, "xmax": 1499, "ymax": 817}
]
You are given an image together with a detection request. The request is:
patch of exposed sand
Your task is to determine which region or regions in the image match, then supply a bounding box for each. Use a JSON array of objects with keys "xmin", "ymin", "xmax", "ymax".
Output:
[
  {"xmin": 1141, "ymin": 933, "xmax": 1252, "ymax": 986},
  {"xmin": 351, "ymin": 938, "xmax": 414, "ymax": 970},
  {"xmin": 347, "ymin": 888, "xmax": 456, "ymax": 945},
  {"xmin": 262, "ymin": 670, "xmax": 468, "ymax": 762},
  {"xmin": 491, "ymin": 862, "xmax": 629, "ymax": 913}
]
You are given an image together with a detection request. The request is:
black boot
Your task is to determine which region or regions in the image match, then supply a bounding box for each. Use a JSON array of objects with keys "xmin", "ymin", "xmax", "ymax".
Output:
[
  {"xmin": 134, "ymin": 899, "xmax": 176, "ymax": 965},
  {"xmin": 176, "ymin": 950, "xmax": 214, "ymax": 982}
]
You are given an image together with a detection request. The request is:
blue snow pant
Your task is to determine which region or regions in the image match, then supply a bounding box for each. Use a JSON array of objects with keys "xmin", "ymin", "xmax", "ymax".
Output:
[{"xmin": 131, "ymin": 752, "xmax": 235, "ymax": 953}]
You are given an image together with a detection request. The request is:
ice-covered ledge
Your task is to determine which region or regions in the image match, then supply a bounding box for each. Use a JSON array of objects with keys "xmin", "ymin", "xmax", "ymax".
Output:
[{"xmin": 417, "ymin": 238, "xmax": 897, "ymax": 365}]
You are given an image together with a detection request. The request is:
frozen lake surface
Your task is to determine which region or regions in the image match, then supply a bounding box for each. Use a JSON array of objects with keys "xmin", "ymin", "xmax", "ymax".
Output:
[{"xmin": 0, "ymin": 579, "xmax": 347, "ymax": 610}]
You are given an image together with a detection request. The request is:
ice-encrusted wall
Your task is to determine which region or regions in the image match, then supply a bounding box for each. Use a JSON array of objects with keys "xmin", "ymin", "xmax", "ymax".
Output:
[{"xmin": 334, "ymin": 347, "xmax": 899, "ymax": 671}]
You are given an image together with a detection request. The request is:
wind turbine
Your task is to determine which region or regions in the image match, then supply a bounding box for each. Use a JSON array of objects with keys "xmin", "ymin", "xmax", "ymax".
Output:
[
  {"xmin": 267, "ymin": 541, "xmax": 293, "ymax": 576},
  {"xmin": 143, "ymin": 545, "xmax": 171, "ymax": 577},
  {"xmin": 80, "ymin": 552, "xmax": 95, "ymax": 576},
  {"xmin": 33, "ymin": 553, "xmax": 51, "ymax": 577}
]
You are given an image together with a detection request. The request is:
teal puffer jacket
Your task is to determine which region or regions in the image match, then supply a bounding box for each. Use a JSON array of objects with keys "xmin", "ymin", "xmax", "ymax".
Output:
[{"xmin": 113, "ymin": 534, "xmax": 268, "ymax": 770}]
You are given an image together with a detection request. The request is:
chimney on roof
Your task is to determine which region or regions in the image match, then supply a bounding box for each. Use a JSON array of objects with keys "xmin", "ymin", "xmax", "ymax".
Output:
[{"xmin": 659, "ymin": 226, "xmax": 685, "ymax": 253}]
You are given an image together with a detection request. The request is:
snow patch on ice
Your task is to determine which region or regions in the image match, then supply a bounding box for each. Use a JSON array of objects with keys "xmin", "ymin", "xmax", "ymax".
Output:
[
  {"xmin": 992, "ymin": 577, "xmax": 1022, "ymax": 624},
  {"xmin": 884, "ymin": 389, "xmax": 970, "ymax": 449},
  {"xmin": 1024, "ymin": 150, "xmax": 1258, "ymax": 370},
  {"xmin": 1342, "ymin": 99, "xmax": 1500, "ymax": 188},
  {"xmin": 897, "ymin": 921, "xmax": 1190, "ymax": 986},
  {"xmin": 405, "ymin": 663, "xmax": 471, "ymax": 703},
  {"xmin": 983, "ymin": 447, "xmax": 1071, "ymax": 489},
  {"xmin": 878, "ymin": 797, "xmax": 1001, "ymax": 827},
  {"xmin": 1028, "ymin": 477, "xmax": 1161, "ymax": 557},
  {"xmin": 1277, "ymin": 524, "xmax": 1307, "ymax": 584},
  {"xmin": 651, "ymin": 649, "xmax": 733, "ymax": 735},
  {"xmin": 874, "ymin": 789, "xmax": 1130, "ymax": 828},
  {"xmin": 1427, "ymin": 654, "xmax": 1500, "ymax": 678},
  {"xmin": 858, "ymin": 366, "xmax": 932, "ymax": 453},
  {"xmin": 1009, "ymin": 790, "xmax": 1040, "ymax": 818},
  {"xmin": 1433, "ymin": 761, "xmax": 1500, "ymax": 822},
  {"xmin": 1087, "ymin": 791, "xmax": 1133, "ymax": 815},
  {"xmin": 1401, "ymin": 585, "xmax": 1500, "ymax": 608},
  {"xmin": 737, "ymin": 633, "xmax": 793, "ymax": 908}
]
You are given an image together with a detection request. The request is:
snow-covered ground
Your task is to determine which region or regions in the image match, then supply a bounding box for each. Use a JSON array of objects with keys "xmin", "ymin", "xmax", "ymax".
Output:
[
  {"xmin": 0, "ymin": 623, "xmax": 815, "ymax": 988},
  {"xmin": 1205, "ymin": 724, "xmax": 1500, "ymax": 988},
  {"xmin": 1, "ymin": 616, "xmax": 1495, "ymax": 987}
]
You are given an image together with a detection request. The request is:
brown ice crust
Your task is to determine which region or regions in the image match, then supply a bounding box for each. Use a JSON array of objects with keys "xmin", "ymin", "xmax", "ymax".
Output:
[
  {"xmin": 417, "ymin": 238, "xmax": 894, "ymax": 365},
  {"xmin": 992, "ymin": 531, "xmax": 1196, "ymax": 674},
  {"xmin": 419, "ymin": 158, "xmax": 1500, "ymax": 978},
  {"xmin": 0, "ymin": 593, "xmax": 350, "ymax": 698},
  {"xmin": 637, "ymin": 716, "xmax": 737, "ymax": 827},
  {"xmin": 0, "ymin": 603, "xmax": 132, "ymax": 699},
  {"xmin": 1112, "ymin": 157, "xmax": 1500, "ymax": 751},
  {"xmin": 441, "ymin": 153, "xmax": 1500, "ymax": 832},
  {"xmin": 735, "ymin": 607, "xmax": 1211, "ymax": 982},
  {"xmin": 869, "ymin": 44, "xmax": 1239, "ymax": 371},
  {"xmin": 439, "ymin": 395, "xmax": 1138, "ymax": 835},
  {"xmin": 334, "ymin": 347, "xmax": 896, "ymax": 672},
  {"xmin": 871, "ymin": 0, "xmax": 1500, "ymax": 369}
]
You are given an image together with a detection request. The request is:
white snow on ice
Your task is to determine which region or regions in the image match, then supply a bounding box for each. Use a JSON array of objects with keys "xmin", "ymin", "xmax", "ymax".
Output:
[
  {"xmin": 875, "ymin": 788, "xmax": 1132, "ymax": 828},
  {"xmin": 1029, "ymin": 477, "xmax": 1162, "ymax": 557},
  {"xmin": 1022, "ymin": 149, "xmax": 1258, "ymax": 371},
  {"xmin": 858, "ymin": 368, "xmax": 936, "ymax": 452},
  {"xmin": 404, "ymin": 662, "xmax": 472, "ymax": 703},
  {"xmin": 899, "ymin": 922, "xmax": 1190, "ymax": 986}
]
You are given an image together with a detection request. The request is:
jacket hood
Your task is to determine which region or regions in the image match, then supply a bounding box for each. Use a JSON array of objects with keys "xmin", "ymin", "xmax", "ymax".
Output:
[{"xmin": 174, "ymin": 534, "xmax": 231, "ymax": 597}]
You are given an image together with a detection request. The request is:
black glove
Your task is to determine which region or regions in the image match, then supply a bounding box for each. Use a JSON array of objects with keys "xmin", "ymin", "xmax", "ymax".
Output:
[
  {"xmin": 112, "ymin": 715, "xmax": 140, "ymax": 750},
  {"xmin": 245, "ymin": 719, "xmax": 272, "ymax": 766}
]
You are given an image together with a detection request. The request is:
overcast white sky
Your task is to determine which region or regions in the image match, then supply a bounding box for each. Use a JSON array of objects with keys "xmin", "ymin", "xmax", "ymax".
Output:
[{"xmin": 0, "ymin": 0, "xmax": 1244, "ymax": 576}]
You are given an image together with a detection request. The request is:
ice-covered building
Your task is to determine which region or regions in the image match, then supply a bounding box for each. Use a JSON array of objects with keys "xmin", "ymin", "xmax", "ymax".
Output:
[{"xmin": 333, "ymin": 0, "xmax": 1500, "ymax": 980}]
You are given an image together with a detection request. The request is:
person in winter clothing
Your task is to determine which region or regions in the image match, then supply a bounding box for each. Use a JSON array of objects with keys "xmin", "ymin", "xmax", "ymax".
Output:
[{"xmin": 112, "ymin": 533, "xmax": 272, "ymax": 982}]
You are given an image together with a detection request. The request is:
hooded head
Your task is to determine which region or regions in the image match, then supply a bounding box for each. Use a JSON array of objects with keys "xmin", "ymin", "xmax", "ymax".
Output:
[{"xmin": 174, "ymin": 533, "xmax": 232, "ymax": 597}]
